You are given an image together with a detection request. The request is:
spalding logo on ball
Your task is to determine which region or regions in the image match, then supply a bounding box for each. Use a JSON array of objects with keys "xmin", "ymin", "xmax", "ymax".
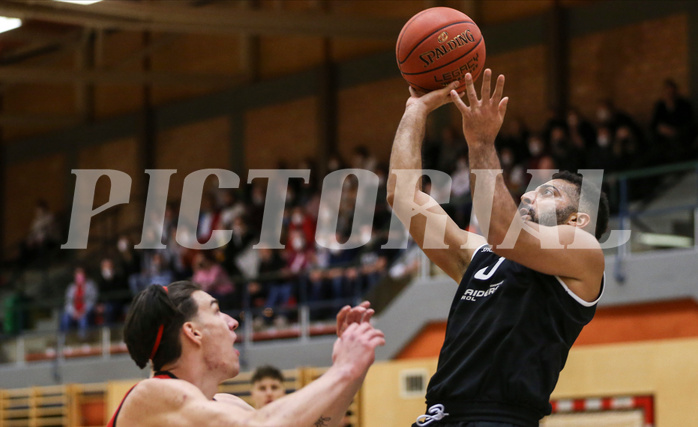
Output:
[{"xmin": 396, "ymin": 7, "xmax": 486, "ymax": 92}]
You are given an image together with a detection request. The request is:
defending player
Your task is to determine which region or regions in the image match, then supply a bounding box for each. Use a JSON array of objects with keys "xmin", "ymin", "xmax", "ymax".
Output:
[
  {"xmin": 107, "ymin": 281, "xmax": 383, "ymax": 427},
  {"xmin": 250, "ymin": 365, "xmax": 286, "ymax": 409},
  {"xmin": 387, "ymin": 71, "xmax": 608, "ymax": 426}
]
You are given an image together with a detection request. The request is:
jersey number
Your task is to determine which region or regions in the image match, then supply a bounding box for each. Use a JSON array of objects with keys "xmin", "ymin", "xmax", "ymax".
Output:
[{"xmin": 473, "ymin": 257, "xmax": 505, "ymax": 280}]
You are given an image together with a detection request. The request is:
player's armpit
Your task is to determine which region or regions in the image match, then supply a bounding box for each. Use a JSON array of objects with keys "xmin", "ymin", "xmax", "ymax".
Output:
[
  {"xmin": 492, "ymin": 223, "xmax": 604, "ymax": 302},
  {"xmin": 394, "ymin": 190, "xmax": 486, "ymax": 283}
]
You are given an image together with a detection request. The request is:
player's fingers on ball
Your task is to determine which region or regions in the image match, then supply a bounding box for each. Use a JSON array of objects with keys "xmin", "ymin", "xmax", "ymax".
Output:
[
  {"xmin": 359, "ymin": 301, "xmax": 371, "ymax": 309},
  {"xmin": 363, "ymin": 309, "xmax": 375, "ymax": 323}
]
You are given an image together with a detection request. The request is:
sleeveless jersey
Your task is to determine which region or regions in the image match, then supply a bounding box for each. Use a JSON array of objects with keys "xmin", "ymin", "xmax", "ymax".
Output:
[
  {"xmin": 106, "ymin": 371, "xmax": 178, "ymax": 427},
  {"xmin": 425, "ymin": 245, "xmax": 603, "ymax": 426}
]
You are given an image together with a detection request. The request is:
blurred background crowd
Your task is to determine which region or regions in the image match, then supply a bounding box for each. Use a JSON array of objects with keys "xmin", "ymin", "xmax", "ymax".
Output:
[{"xmin": 5, "ymin": 76, "xmax": 696, "ymax": 339}]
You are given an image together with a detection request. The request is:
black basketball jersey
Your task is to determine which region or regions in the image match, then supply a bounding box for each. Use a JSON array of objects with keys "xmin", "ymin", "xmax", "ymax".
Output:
[{"xmin": 424, "ymin": 244, "xmax": 603, "ymax": 426}]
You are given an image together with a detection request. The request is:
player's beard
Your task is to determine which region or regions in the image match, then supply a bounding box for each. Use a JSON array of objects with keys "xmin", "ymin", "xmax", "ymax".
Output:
[{"xmin": 520, "ymin": 204, "xmax": 576, "ymax": 226}]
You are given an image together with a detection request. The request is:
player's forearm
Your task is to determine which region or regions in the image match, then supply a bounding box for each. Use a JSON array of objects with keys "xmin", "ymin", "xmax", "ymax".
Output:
[
  {"xmin": 467, "ymin": 143, "xmax": 520, "ymax": 243},
  {"xmin": 387, "ymin": 104, "xmax": 428, "ymax": 205},
  {"xmin": 255, "ymin": 365, "xmax": 362, "ymax": 427}
]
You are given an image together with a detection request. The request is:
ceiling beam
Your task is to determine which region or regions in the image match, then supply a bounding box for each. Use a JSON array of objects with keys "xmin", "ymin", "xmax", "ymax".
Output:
[
  {"xmin": 0, "ymin": 113, "xmax": 81, "ymax": 127},
  {"xmin": 0, "ymin": 66, "xmax": 237, "ymax": 86},
  {"xmin": 1, "ymin": 0, "xmax": 405, "ymax": 39}
]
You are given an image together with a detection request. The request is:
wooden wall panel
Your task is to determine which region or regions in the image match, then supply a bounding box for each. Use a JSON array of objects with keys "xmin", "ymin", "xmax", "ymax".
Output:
[
  {"xmin": 4, "ymin": 154, "xmax": 66, "ymax": 252},
  {"xmin": 155, "ymin": 115, "xmax": 232, "ymax": 202},
  {"xmin": 337, "ymin": 77, "xmax": 407, "ymax": 165},
  {"xmin": 77, "ymin": 137, "xmax": 141, "ymax": 238},
  {"xmin": 569, "ymin": 14, "xmax": 689, "ymax": 125},
  {"xmin": 244, "ymin": 97, "xmax": 317, "ymax": 170}
]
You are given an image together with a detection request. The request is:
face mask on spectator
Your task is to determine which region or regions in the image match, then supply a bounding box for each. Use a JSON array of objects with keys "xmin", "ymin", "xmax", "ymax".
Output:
[
  {"xmin": 292, "ymin": 236, "xmax": 305, "ymax": 251},
  {"xmin": 102, "ymin": 267, "xmax": 114, "ymax": 280},
  {"xmin": 118, "ymin": 238, "xmax": 129, "ymax": 252},
  {"xmin": 528, "ymin": 139, "xmax": 543, "ymax": 156},
  {"xmin": 501, "ymin": 152, "xmax": 513, "ymax": 167},
  {"xmin": 597, "ymin": 108, "xmax": 610, "ymax": 123},
  {"xmin": 598, "ymin": 136, "xmax": 610, "ymax": 148},
  {"xmin": 292, "ymin": 213, "xmax": 304, "ymax": 225}
]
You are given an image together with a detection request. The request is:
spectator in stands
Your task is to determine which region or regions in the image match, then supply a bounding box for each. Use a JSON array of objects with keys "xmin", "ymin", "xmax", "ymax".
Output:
[
  {"xmin": 60, "ymin": 266, "xmax": 98, "ymax": 340},
  {"xmin": 500, "ymin": 147, "xmax": 526, "ymax": 201},
  {"xmin": 524, "ymin": 133, "xmax": 556, "ymax": 171},
  {"xmin": 496, "ymin": 116, "xmax": 530, "ymax": 165},
  {"xmin": 614, "ymin": 124, "xmax": 646, "ymax": 171},
  {"xmin": 192, "ymin": 251, "xmax": 235, "ymax": 309},
  {"xmin": 435, "ymin": 126, "xmax": 464, "ymax": 173},
  {"xmin": 115, "ymin": 234, "xmax": 142, "ymax": 287},
  {"xmin": 130, "ymin": 252, "xmax": 175, "ymax": 295},
  {"xmin": 353, "ymin": 225, "xmax": 388, "ymax": 296},
  {"xmin": 250, "ymin": 365, "xmax": 286, "ymax": 409},
  {"xmin": 548, "ymin": 124, "xmax": 583, "ymax": 171},
  {"xmin": 351, "ymin": 145, "xmax": 378, "ymax": 172},
  {"xmin": 278, "ymin": 229, "xmax": 313, "ymax": 307},
  {"xmin": 223, "ymin": 215, "xmax": 256, "ymax": 279},
  {"xmin": 450, "ymin": 153, "xmax": 472, "ymax": 229},
  {"xmin": 288, "ymin": 206, "xmax": 315, "ymax": 249},
  {"xmin": 586, "ymin": 125, "xmax": 619, "ymax": 173},
  {"xmin": 19, "ymin": 199, "xmax": 60, "ymax": 267},
  {"xmin": 218, "ymin": 189, "xmax": 246, "ymax": 231},
  {"xmin": 247, "ymin": 180, "xmax": 267, "ymax": 234},
  {"xmin": 197, "ymin": 193, "xmax": 221, "ymax": 244},
  {"xmin": 595, "ymin": 98, "xmax": 645, "ymax": 142},
  {"xmin": 566, "ymin": 107, "xmax": 596, "ymax": 152},
  {"xmin": 651, "ymin": 78, "xmax": 697, "ymax": 164},
  {"xmin": 96, "ymin": 257, "xmax": 131, "ymax": 325}
]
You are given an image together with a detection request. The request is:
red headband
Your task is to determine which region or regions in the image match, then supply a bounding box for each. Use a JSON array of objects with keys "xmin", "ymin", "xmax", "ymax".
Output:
[{"xmin": 149, "ymin": 286, "xmax": 169, "ymax": 362}]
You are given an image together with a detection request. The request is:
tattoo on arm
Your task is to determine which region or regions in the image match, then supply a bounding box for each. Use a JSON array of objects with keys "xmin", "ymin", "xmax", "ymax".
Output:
[{"xmin": 314, "ymin": 415, "xmax": 331, "ymax": 427}]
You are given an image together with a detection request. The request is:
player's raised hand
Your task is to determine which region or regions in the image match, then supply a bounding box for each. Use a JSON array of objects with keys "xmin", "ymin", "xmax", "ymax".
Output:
[
  {"xmin": 332, "ymin": 322, "xmax": 385, "ymax": 376},
  {"xmin": 450, "ymin": 69, "xmax": 508, "ymax": 146},
  {"xmin": 406, "ymin": 80, "xmax": 465, "ymax": 113},
  {"xmin": 336, "ymin": 301, "xmax": 375, "ymax": 337}
]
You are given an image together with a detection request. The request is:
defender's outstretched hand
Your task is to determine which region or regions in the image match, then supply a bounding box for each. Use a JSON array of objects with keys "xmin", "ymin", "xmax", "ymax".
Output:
[
  {"xmin": 336, "ymin": 301, "xmax": 375, "ymax": 337},
  {"xmin": 450, "ymin": 69, "xmax": 508, "ymax": 146},
  {"xmin": 332, "ymin": 322, "xmax": 385, "ymax": 374}
]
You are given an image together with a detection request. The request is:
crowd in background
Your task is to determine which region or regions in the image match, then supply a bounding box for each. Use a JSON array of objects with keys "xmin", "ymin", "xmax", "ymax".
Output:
[
  {"xmin": 425, "ymin": 78, "xmax": 697, "ymax": 208},
  {"xmin": 5, "ymin": 78, "xmax": 697, "ymax": 338}
]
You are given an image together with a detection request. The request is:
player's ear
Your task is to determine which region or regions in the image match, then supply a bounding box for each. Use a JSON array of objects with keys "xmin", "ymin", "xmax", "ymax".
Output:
[
  {"xmin": 569, "ymin": 212, "xmax": 591, "ymax": 229},
  {"xmin": 182, "ymin": 321, "xmax": 202, "ymax": 345}
]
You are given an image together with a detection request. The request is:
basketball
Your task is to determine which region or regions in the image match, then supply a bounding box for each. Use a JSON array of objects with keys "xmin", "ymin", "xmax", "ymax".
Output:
[{"xmin": 396, "ymin": 7, "xmax": 486, "ymax": 93}]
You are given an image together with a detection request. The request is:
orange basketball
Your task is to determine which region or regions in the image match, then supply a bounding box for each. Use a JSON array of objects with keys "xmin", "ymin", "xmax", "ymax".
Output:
[{"xmin": 396, "ymin": 7, "xmax": 486, "ymax": 92}]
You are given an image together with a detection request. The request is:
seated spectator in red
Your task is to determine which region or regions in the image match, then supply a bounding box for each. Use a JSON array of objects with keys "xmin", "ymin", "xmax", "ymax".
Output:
[
  {"xmin": 60, "ymin": 266, "xmax": 98, "ymax": 340},
  {"xmin": 288, "ymin": 206, "xmax": 316, "ymax": 249}
]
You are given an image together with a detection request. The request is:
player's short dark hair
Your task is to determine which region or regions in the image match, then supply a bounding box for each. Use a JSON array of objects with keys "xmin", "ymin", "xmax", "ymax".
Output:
[
  {"xmin": 552, "ymin": 171, "xmax": 609, "ymax": 240},
  {"xmin": 124, "ymin": 281, "xmax": 201, "ymax": 370},
  {"xmin": 251, "ymin": 365, "xmax": 285, "ymax": 384}
]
